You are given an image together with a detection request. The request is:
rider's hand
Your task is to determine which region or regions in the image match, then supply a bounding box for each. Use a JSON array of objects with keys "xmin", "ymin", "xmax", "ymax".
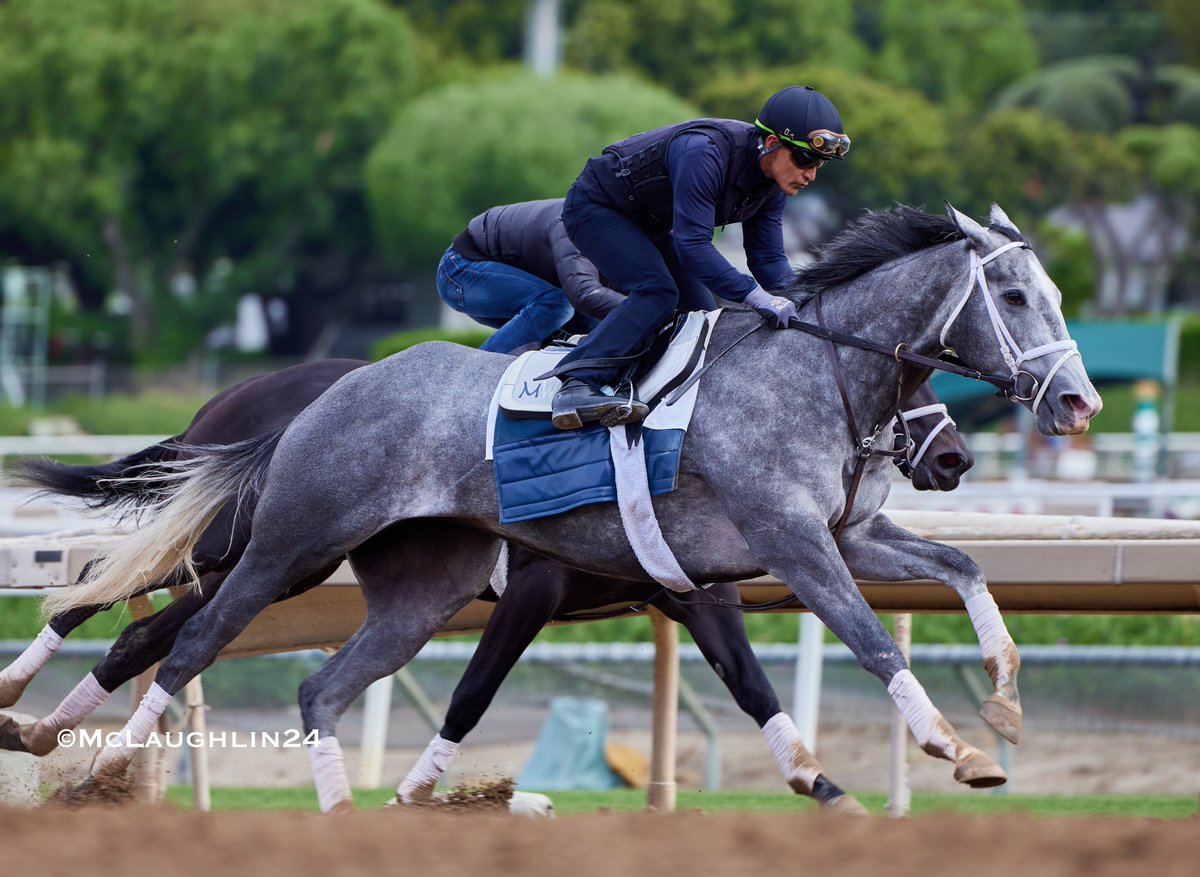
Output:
[{"xmin": 744, "ymin": 286, "xmax": 797, "ymax": 329}]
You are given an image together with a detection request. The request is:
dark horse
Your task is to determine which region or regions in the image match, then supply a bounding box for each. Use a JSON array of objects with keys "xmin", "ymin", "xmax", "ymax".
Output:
[
  {"xmin": 3, "ymin": 364, "xmax": 969, "ymax": 815},
  {"xmin": 30, "ymin": 204, "xmax": 1101, "ymax": 811}
]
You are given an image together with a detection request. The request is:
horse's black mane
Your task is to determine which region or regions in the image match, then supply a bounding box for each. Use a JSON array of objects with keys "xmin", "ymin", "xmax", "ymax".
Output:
[{"xmin": 788, "ymin": 205, "xmax": 987, "ymax": 297}]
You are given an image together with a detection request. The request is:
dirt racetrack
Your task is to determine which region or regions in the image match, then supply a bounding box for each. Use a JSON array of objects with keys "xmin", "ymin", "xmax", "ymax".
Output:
[{"xmin": 2, "ymin": 806, "xmax": 1196, "ymax": 877}]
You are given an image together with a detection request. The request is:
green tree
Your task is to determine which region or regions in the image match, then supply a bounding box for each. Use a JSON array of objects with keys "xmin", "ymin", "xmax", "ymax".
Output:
[
  {"xmin": 565, "ymin": 0, "xmax": 738, "ymax": 96},
  {"xmin": 990, "ymin": 55, "xmax": 1200, "ymax": 314},
  {"xmin": 1117, "ymin": 123, "xmax": 1200, "ymax": 311},
  {"xmin": 396, "ymin": 0, "xmax": 527, "ymax": 66},
  {"xmin": 0, "ymin": 0, "xmax": 417, "ymax": 363},
  {"xmin": 994, "ymin": 56, "xmax": 1200, "ymax": 131},
  {"xmin": 872, "ymin": 0, "xmax": 1038, "ymax": 109},
  {"xmin": 957, "ymin": 108, "xmax": 1078, "ymax": 219},
  {"xmin": 563, "ymin": 0, "xmax": 871, "ymax": 102},
  {"xmin": 1163, "ymin": 0, "xmax": 1200, "ymax": 65},
  {"xmin": 1024, "ymin": 0, "xmax": 1177, "ymax": 65},
  {"xmin": 365, "ymin": 69, "xmax": 697, "ymax": 268},
  {"xmin": 696, "ymin": 67, "xmax": 955, "ymax": 218}
]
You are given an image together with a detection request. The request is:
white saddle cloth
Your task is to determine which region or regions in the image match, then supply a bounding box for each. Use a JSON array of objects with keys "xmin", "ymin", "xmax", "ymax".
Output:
[{"xmin": 495, "ymin": 310, "xmax": 713, "ymax": 416}]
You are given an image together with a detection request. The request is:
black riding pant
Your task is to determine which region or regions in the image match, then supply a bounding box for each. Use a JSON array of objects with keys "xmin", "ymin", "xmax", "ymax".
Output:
[{"xmin": 557, "ymin": 182, "xmax": 713, "ymax": 388}]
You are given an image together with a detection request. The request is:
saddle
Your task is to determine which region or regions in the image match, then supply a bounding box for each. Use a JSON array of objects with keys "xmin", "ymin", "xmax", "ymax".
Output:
[
  {"xmin": 496, "ymin": 311, "xmax": 713, "ymax": 418},
  {"xmin": 486, "ymin": 310, "xmax": 720, "ymax": 527}
]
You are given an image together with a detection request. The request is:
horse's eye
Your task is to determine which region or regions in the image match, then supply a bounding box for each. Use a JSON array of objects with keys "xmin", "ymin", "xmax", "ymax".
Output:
[{"xmin": 1002, "ymin": 289, "xmax": 1026, "ymax": 306}]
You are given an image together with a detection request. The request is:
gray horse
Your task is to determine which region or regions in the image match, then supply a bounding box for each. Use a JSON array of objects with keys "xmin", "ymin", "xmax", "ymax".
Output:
[{"xmin": 50, "ymin": 203, "xmax": 1101, "ymax": 807}]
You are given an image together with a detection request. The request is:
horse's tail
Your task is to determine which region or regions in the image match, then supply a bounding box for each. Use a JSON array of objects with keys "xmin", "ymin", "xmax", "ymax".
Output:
[
  {"xmin": 41, "ymin": 428, "xmax": 287, "ymax": 617},
  {"xmin": 11, "ymin": 438, "xmax": 184, "ymax": 514}
]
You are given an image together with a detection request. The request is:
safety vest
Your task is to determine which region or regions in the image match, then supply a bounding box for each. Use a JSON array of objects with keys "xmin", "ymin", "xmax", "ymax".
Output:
[{"xmin": 586, "ymin": 118, "xmax": 780, "ymax": 236}]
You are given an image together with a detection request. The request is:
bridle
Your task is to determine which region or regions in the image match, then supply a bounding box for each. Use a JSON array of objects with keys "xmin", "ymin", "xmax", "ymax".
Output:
[
  {"xmin": 892, "ymin": 402, "xmax": 956, "ymax": 480},
  {"xmin": 939, "ymin": 240, "xmax": 1080, "ymax": 414}
]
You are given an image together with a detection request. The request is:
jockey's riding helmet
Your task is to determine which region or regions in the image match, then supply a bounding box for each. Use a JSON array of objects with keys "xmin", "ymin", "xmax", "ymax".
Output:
[{"xmin": 755, "ymin": 86, "xmax": 850, "ymax": 168}]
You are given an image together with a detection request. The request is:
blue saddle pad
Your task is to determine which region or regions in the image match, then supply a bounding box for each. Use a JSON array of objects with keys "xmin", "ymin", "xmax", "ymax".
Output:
[{"xmin": 492, "ymin": 412, "xmax": 684, "ymax": 524}]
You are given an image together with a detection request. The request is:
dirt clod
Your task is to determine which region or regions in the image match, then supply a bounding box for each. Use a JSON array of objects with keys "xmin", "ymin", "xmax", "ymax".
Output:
[
  {"xmin": 398, "ymin": 777, "xmax": 514, "ymax": 814},
  {"xmin": 44, "ymin": 772, "xmax": 136, "ymax": 809}
]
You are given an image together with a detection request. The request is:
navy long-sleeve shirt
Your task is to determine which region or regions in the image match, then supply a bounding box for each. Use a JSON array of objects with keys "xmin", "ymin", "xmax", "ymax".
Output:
[{"xmin": 666, "ymin": 133, "xmax": 795, "ymax": 302}]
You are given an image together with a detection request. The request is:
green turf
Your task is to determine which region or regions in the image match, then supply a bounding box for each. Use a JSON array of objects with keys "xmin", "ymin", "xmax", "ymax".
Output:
[{"xmin": 160, "ymin": 786, "xmax": 1198, "ymax": 819}]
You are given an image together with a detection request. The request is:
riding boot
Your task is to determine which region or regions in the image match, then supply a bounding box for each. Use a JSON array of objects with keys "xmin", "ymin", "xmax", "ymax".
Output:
[{"xmin": 551, "ymin": 378, "xmax": 648, "ymax": 430}]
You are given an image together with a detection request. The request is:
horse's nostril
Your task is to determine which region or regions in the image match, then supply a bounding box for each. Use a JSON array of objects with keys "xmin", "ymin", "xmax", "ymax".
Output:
[
  {"xmin": 1064, "ymin": 393, "xmax": 1096, "ymax": 415},
  {"xmin": 937, "ymin": 453, "xmax": 964, "ymax": 472}
]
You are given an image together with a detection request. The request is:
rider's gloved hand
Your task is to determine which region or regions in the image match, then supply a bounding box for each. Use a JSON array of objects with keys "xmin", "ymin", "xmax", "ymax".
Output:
[{"xmin": 744, "ymin": 286, "xmax": 797, "ymax": 329}]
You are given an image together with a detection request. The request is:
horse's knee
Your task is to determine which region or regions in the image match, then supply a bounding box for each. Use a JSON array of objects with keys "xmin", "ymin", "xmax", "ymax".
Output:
[{"xmin": 298, "ymin": 675, "xmax": 322, "ymax": 717}]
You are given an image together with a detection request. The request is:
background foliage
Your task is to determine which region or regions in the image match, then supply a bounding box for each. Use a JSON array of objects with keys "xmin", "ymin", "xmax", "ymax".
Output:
[{"xmin": 2, "ymin": 0, "xmax": 1198, "ymax": 364}]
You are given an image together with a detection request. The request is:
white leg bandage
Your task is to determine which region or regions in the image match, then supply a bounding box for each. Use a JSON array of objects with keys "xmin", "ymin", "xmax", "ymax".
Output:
[
  {"xmin": 887, "ymin": 670, "xmax": 957, "ymax": 760},
  {"xmin": 92, "ymin": 681, "xmax": 173, "ymax": 775},
  {"xmin": 308, "ymin": 735, "xmax": 353, "ymax": 813},
  {"xmin": 761, "ymin": 713, "xmax": 822, "ymax": 794},
  {"xmin": 398, "ymin": 734, "xmax": 460, "ymax": 803},
  {"xmin": 965, "ymin": 591, "xmax": 1016, "ymax": 684},
  {"xmin": 0, "ymin": 625, "xmax": 63, "ymax": 690},
  {"xmin": 41, "ymin": 673, "xmax": 111, "ymax": 732},
  {"xmin": 21, "ymin": 672, "xmax": 112, "ymax": 755}
]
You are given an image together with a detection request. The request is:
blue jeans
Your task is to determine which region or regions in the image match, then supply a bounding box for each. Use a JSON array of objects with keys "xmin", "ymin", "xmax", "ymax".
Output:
[{"xmin": 436, "ymin": 246, "xmax": 574, "ymax": 353}]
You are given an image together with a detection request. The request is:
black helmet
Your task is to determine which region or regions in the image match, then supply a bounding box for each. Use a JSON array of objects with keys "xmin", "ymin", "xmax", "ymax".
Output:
[{"xmin": 755, "ymin": 86, "xmax": 850, "ymax": 160}]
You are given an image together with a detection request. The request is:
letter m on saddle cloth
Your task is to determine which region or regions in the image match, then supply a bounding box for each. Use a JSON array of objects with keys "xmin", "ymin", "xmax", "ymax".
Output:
[{"xmin": 486, "ymin": 311, "xmax": 717, "ymax": 530}]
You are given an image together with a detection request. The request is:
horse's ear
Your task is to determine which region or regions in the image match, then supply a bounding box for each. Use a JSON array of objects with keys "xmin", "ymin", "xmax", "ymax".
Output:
[
  {"xmin": 987, "ymin": 203, "xmax": 1023, "ymax": 241},
  {"xmin": 944, "ymin": 201, "xmax": 991, "ymax": 252}
]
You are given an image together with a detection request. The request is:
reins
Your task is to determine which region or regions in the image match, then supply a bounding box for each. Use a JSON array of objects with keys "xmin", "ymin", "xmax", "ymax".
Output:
[{"xmin": 784, "ymin": 315, "xmax": 1017, "ymax": 395}]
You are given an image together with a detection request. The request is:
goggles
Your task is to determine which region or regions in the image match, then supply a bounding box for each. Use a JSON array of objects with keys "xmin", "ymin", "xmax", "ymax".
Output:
[
  {"xmin": 756, "ymin": 119, "xmax": 850, "ymax": 168},
  {"xmin": 798, "ymin": 129, "xmax": 851, "ymax": 158}
]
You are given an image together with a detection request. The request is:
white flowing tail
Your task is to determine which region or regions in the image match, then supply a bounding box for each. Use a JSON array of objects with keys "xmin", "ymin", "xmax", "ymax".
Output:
[{"xmin": 42, "ymin": 429, "xmax": 285, "ymax": 617}]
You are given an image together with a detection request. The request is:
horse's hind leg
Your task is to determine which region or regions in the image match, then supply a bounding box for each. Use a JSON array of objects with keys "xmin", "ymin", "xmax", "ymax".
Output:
[
  {"xmin": 0, "ymin": 561, "xmax": 158, "ymax": 709},
  {"xmin": 397, "ymin": 547, "xmax": 571, "ymax": 805},
  {"xmin": 2, "ymin": 574, "xmax": 227, "ymax": 756},
  {"xmin": 81, "ymin": 542, "xmax": 341, "ymax": 781},
  {"xmin": 660, "ymin": 584, "xmax": 867, "ymax": 815},
  {"xmin": 740, "ymin": 513, "xmax": 1006, "ymax": 789},
  {"xmin": 838, "ymin": 514, "xmax": 1021, "ymax": 744},
  {"xmin": 298, "ymin": 521, "xmax": 499, "ymax": 813}
]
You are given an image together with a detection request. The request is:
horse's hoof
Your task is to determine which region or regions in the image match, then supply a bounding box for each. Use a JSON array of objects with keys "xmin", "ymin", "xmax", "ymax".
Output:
[
  {"xmin": 824, "ymin": 794, "xmax": 871, "ymax": 817},
  {"xmin": 953, "ymin": 744, "xmax": 1007, "ymax": 789},
  {"xmin": 509, "ymin": 791, "xmax": 554, "ymax": 818},
  {"xmin": 0, "ymin": 676, "xmax": 28, "ymax": 708},
  {"xmin": 0, "ymin": 715, "xmax": 30, "ymax": 752},
  {"xmin": 980, "ymin": 693, "xmax": 1022, "ymax": 745},
  {"xmin": 20, "ymin": 721, "xmax": 59, "ymax": 757}
]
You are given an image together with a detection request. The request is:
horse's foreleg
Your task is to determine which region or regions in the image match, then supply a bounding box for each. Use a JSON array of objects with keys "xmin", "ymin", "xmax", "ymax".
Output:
[
  {"xmin": 838, "ymin": 515, "xmax": 1021, "ymax": 744},
  {"xmin": 662, "ymin": 584, "xmax": 866, "ymax": 814},
  {"xmin": 740, "ymin": 513, "xmax": 1006, "ymax": 789}
]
